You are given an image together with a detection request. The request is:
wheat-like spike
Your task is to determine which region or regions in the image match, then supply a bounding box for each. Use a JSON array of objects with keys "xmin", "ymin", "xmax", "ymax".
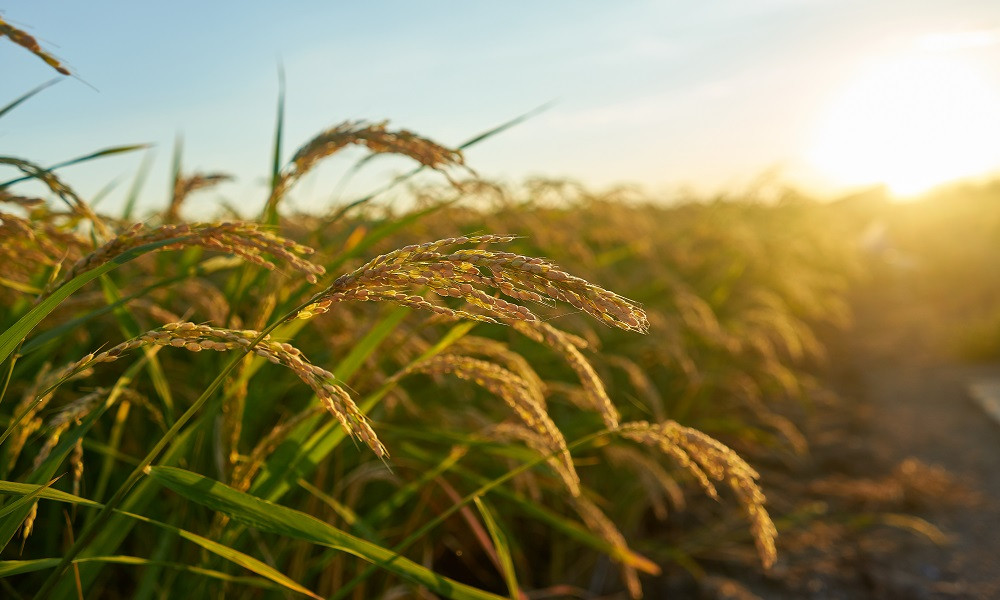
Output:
[
  {"xmin": 398, "ymin": 354, "xmax": 579, "ymax": 496},
  {"xmin": 21, "ymin": 502, "xmax": 38, "ymax": 541},
  {"xmin": 70, "ymin": 438, "xmax": 84, "ymax": 497},
  {"xmin": 619, "ymin": 420, "xmax": 777, "ymax": 569},
  {"xmin": 67, "ymin": 323, "xmax": 386, "ymax": 458},
  {"xmin": 513, "ymin": 321, "xmax": 619, "ymax": 429}
]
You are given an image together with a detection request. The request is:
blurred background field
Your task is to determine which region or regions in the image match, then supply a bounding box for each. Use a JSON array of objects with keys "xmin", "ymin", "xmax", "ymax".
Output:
[{"xmin": 4, "ymin": 4, "xmax": 1000, "ymax": 599}]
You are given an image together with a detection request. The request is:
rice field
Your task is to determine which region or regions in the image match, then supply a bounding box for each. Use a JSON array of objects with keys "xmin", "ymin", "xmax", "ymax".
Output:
[{"xmin": 4, "ymin": 20, "xmax": 1000, "ymax": 599}]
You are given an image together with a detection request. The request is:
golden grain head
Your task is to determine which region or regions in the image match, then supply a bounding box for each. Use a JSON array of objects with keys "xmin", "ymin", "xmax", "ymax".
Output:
[
  {"xmin": 399, "ymin": 353, "xmax": 579, "ymax": 496},
  {"xmin": 301, "ymin": 235, "xmax": 648, "ymax": 334},
  {"xmin": 0, "ymin": 17, "xmax": 71, "ymax": 75},
  {"xmin": 619, "ymin": 420, "xmax": 778, "ymax": 569}
]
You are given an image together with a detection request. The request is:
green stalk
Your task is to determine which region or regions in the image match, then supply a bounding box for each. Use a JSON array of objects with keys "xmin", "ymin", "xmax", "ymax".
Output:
[
  {"xmin": 32, "ymin": 287, "xmax": 325, "ymax": 598},
  {"xmin": 329, "ymin": 429, "xmax": 612, "ymax": 600}
]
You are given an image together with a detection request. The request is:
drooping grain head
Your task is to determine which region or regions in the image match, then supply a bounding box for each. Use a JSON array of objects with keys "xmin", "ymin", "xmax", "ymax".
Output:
[
  {"xmin": 0, "ymin": 17, "xmax": 71, "ymax": 74},
  {"xmin": 299, "ymin": 234, "xmax": 648, "ymax": 333},
  {"xmin": 619, "ymin": 420, "xmax": 778, "ymax": 570},
  {"xmin": 64, "ymin": 322, "xmax": 386, "ymax": 458},
  {"xmin": 397, "ymin": 354, "xmax": 580, "ymax": 496},
  {"xmin": 48, "ymin": 222, "xmax": 325, "ymax": 298}
]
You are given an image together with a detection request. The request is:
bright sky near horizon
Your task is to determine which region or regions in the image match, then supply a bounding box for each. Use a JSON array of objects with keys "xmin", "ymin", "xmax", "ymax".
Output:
[{"xmin": 4, "ymin": 1, "xmax": 1000, "ymax": 215}]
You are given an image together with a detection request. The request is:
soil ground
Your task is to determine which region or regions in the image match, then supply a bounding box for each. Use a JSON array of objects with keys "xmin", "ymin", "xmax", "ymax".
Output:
[
  {"xmin": 752, "ymin": 272, "xmax": 1000, "ymax": 599},
  {"xmin": 652, "ymin": 268, "xmax": 1000, "ymax": 600}
]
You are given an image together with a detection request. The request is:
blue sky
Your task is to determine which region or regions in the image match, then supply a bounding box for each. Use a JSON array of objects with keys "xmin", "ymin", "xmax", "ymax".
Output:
[{"xmin": 3, "ymin": 1, "xmax": 1000, "ymax": 215}]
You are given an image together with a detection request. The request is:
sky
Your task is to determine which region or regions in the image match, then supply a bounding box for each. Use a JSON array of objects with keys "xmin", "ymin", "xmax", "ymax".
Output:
[{"xmin": 3, "ymin": 1, "xmax": 1000, "ymax": 216}]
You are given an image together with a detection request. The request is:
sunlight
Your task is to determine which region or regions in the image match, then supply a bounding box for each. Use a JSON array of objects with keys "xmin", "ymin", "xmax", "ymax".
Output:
[{"xmin": 810, "ymin": 53, "xmax": 1000, "ymax": 196}]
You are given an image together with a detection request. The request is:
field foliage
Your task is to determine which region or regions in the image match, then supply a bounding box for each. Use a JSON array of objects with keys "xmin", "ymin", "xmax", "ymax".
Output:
[{"xmin": 8, "ymin": 20, "xmax": 999, "ymax": 599}]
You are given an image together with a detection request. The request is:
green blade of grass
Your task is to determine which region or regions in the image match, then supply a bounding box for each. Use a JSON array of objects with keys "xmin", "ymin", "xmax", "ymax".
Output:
[
  {"xmin": 0, "ymin": 556, "xmax": 290, "ymax": 592},
  {"xmin": 473, "ymin": 496, "xmax": 519, "ymax": 600},
  {"xmin": 0, "ymin": 144, "xmax": 150, "ymax": 188},
  {"xmin": 0, "ymin": 79, "xmax": 59, "ymax": 120},
  {"xmin": 263, "ymin": 64, "xmax": 285, "ymax": 225},
  {"xmin": 148, "ymin": 465, "xmax": 507, "ymax": 600},
  {"xmin": 122, "ymin": 148, "xmax": 155, "ymax": 220},
  {"xmin": 0, "ymin": 476, "xmax": 60, "ymax": 520},
  {"xmin": 0, "ymin": 481, "xmax": 322, "ymax": 599},
  {"xmin": 249, "ymin": 321, "xmax": 476, "ymax": 502}
]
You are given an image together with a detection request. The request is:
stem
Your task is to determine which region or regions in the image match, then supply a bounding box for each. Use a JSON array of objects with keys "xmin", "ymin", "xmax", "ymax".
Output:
[
  {"xmin": 33, "ymin": 289, "xmax": 327, "ymax": 598},
  {"xmin": 329, "ymin": 429, "xmax": 613, "ymax": 600}
]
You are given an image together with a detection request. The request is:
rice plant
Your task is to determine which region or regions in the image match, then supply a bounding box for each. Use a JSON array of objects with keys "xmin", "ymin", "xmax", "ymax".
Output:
[{"xmin": 0, "ymin": 23, "xmax": 879, "ymax": 599}]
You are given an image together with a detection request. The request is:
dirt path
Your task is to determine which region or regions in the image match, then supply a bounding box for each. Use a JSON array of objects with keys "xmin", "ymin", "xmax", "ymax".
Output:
[{"xmin": 818, "ymin": 280, "xmax": 1000, "ymax": 599}]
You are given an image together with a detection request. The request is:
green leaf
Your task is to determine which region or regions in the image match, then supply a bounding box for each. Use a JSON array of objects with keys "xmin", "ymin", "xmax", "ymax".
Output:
[
  {"xmin": 0, "ymin": 477, "xmax": 61, "ymax": 520},
  {"xmin": 0, "ymin": 480, "xmax": 98, "ymax": 508},
  {"xmin": 0, "ymin": 479, "xmax": 322, "ymax": 599},
  {"xmin": 474, "ymin": 496, "xmax": 519, "ymax": 600},
  {"xmin": 263, "ymin": 64, "xmax": 286, "ymax": 225},
  {"xmin": 0, "ymin": 555, "xmax": 288, "ymax": 591},
  {"xmin": 0, "ymin": 79, "xmax": 59, "ymax": 120},
  {"xmin": 0, "ymin": 144, "xmax": 150, "ymax": 187},
  {"xmin": 122, "ymin": 149, "xmax": 155, "ymax": 221},
  {"xmin": 332, "ymin": 304, "xmax": 410, "ymax": 382},
  {"xmin": 149, "ymin": 466, "xmax": 507, "ymax": 600}
]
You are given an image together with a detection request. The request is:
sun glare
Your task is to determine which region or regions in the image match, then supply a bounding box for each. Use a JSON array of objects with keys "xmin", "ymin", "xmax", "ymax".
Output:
[{"xmin": 810, "ymin": 52, "xmax": 1000, "ymax": 196}]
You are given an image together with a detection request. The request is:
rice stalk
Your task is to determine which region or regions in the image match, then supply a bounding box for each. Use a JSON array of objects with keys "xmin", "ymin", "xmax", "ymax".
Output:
[
  {"xmin": 0, "ymin": 17, "xmax": 71, "ymax": 75},
  {"xmin": 396, "ymin": 354, "xmax": 580, "ymax": 496},
  {"xmin": 166, "ymin": 172, "xmax": 233, "ymax": 223},
  {"xmin": 298, "ymin": 234, "xmax": 649, "ymax": 332},
  {"xmin": 266, "ymin": 120, "xmax": 468, "ymax": 216},
  {"xmin": 513, "ymin": 321, "xmax": 619, "ymax": 429},
  {"xmin": 619, "ymin": 420, "xmax": 778, "ymax": 569},
  {"xmin": 60, "ymin": 322, "xmax": 386, "ymax": 457},
  {"xmin": 48, "ymin": 221, "xmax": 325, "ymax": 298}
]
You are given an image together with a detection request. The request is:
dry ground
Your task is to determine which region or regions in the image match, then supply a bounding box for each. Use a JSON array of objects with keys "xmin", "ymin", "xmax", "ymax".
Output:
[{"xmin": 756, "ymin": 269, "xmax": 1000, "ymax": 599}]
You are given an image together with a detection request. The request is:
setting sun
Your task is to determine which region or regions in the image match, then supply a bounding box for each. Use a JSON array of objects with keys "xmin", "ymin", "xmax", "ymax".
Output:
[{"xmin": 810, "ymin": 50, "xmax": 1000, "ymax": 195}]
